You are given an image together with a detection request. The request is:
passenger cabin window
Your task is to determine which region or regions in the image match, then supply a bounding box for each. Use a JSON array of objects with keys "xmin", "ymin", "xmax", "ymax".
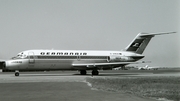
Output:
[
  {"xmin": 57, "ymin": 52, "xmax": 63, "ymax": 55},
  {"xmin": 51, "ymin": 52, "xmax": 56, "ymax": 55},
  {"xmin": 41, "ymin": 52, "xmax": 45, "ymax": 55},
  {"xmin": 83, "ymin": 53, "xmax": 87, "ymax": 55},
  {"xmin": 75, "ymin": 53, "xmax": 79, "ymax": 55}
]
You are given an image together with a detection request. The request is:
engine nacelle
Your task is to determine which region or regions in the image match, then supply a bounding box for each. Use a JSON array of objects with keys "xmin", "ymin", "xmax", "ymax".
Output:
[{"xmin": 107, "ymin": 56, "xmax": 133, "ymax": 62}]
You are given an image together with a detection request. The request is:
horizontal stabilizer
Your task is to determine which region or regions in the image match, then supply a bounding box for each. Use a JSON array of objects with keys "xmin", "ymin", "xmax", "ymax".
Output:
[{"xmin": 139, "ymin": 32, "xmax": 176, "ymax": 37}]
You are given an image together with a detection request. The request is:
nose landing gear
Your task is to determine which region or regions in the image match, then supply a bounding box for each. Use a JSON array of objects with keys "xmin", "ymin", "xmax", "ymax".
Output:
[{"xmin": 15, "ymin": 70, "xmax": 19, "ymax": 76}]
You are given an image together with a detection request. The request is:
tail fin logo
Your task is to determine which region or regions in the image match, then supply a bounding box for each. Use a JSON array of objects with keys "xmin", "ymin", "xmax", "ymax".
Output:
[{"xmin": 132, "ymin": 42, "xmax": 140, "ymax": 47}]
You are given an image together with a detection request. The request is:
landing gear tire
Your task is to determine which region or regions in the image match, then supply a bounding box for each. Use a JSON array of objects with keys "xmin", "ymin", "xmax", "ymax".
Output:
[
  {"xmin": 92, "ymin": 70, "xmax": 99, "ymax": 75},
  {"xmin": 15, "ymin": 70, "xmax": 19, "ymax": 76},
  {"xmin": 15, "ymin": 72, "xmax": 19, "ymax": 76},
  {"xmin": 80, "ymin": 70, "xmax": 87, "ymax": 75}
]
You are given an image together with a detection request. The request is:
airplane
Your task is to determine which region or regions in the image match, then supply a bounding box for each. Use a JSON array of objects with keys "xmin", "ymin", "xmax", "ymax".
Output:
[
  {"xmin": 138, "ymin": 65, "xmax": 161, "ymax": 70},
  {"xmin": 0, "ymin": 32, "xmax": 175, "ymax": 76},
  {"xmin": 138, "ymin": 65, "xmax": 149, "ymax": 70}
]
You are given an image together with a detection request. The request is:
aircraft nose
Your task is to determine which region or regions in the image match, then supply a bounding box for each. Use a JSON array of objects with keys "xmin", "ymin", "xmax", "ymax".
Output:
[
  {"xmin": 0, "ymin": 61, "xmax": 6, "ymax": 70},
  {"xmin": 5, "ymin": 60, "xmax": 18, "ymax": 70},
  {"xmin": 5, "ymin": 60, "xmax": 10, "ymax": 70}
]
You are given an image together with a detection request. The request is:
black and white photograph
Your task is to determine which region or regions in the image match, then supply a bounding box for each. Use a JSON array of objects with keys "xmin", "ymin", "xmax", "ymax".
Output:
[{"xmin": 0, "ymin": 0, "xmax": 179, "ymax": 101}]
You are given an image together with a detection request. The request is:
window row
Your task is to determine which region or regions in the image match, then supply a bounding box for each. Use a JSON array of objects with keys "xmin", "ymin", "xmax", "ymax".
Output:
[{"xmin": 36, "ymin": 56, "xmax": 107, "ymax": 59}]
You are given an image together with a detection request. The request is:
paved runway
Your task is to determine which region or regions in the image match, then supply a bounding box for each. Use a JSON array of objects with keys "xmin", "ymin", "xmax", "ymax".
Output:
[{"xmin": 0, "ymin": 70, "xmax": 179, "ymax": 101}]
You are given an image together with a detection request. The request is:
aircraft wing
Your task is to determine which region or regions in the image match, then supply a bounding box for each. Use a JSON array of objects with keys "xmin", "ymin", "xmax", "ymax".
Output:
[{"xmin": 72, "ymin": 62, "xmax": 140, "ymax": 68}]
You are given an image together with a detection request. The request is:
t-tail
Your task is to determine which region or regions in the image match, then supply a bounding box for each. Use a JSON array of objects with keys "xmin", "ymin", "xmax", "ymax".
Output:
[{"xmin": 125, "ymin": 32, "xmax": 176, "ymax": 54}]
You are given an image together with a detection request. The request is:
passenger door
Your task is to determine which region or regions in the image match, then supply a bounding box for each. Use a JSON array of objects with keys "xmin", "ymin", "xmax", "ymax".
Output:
[{"xmin": 28, "ymin": 52, "xmax": 35, "ymax": 64}]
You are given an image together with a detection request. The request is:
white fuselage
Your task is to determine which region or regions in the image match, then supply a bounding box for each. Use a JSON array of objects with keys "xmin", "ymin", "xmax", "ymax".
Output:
[{"xmin": 5, "ymin": 50, "xmax": 144, "ymax": 71}]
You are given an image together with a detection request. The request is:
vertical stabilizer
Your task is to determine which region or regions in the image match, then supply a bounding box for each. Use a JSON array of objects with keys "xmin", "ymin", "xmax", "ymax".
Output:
[
  {"xmin": 145, "ymin": 65, "xmax": 148, "ymax": 69},
  {"xmin": 125, "ymin": 32, "xmax": 176, "ymax": 54}
]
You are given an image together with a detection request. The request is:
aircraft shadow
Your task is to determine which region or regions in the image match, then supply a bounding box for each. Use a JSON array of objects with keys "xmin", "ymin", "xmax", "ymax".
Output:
[
  {"xmin": 73, "ymin": 73, "xmax": 139, "ymax": 76},
  {"xmin": 19, "ymin": 73, "xmax": 139, "ymax": 77}
]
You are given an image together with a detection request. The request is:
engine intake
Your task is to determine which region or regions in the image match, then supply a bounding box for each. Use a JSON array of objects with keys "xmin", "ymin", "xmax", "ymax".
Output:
[{"xmin": 107, "ymin": 56, "xmax": 132, "ymax": 62}]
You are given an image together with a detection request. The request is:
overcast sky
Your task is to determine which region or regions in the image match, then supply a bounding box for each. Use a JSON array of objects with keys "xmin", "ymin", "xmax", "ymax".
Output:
[{"xmin": 0, "ymin": 0, "xmax": 179, "ymax": 67}]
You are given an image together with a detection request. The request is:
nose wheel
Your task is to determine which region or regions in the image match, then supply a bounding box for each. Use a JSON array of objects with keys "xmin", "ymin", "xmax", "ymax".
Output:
[{"xmin": 15, "ymin": 70, "xmax": 19, "ymax": 76}]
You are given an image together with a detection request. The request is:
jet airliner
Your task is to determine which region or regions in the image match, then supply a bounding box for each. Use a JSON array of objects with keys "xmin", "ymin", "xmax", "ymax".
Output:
[
  {"xmin": 0, "ymin": 32, "xmax": 175, "ymax": 76},
  {"xmin": 138, "ymin": 65, "xmax": 161, "ymax": 70}
]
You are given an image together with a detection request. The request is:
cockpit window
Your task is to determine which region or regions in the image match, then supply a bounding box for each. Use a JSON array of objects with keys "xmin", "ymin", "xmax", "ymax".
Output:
[{"xmin": 12, "ymin": 53, "xmax": 27, "ymax": 59}]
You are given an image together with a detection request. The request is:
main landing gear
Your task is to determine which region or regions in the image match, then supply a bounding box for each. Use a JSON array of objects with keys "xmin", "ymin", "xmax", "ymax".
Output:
[
  {"xmin": 92, "ymin": 70, "xmax": 99, "ymax": 75},
  {"xmin": 80, "ymin": 70, "xmax": 99, "ymax": 75},
  {"xmin": 15, "ymin": 70, "xmax": 19, "ymax": 76},
  {"xmin": 80, "ymin": 70, "xmax": 87, "ymax": 75}
]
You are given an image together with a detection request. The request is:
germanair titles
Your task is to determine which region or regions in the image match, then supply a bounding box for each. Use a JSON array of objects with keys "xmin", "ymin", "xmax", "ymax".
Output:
[{"xmin": 40, "ymin": 52, "xmax": 87, "ymax": 56}]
